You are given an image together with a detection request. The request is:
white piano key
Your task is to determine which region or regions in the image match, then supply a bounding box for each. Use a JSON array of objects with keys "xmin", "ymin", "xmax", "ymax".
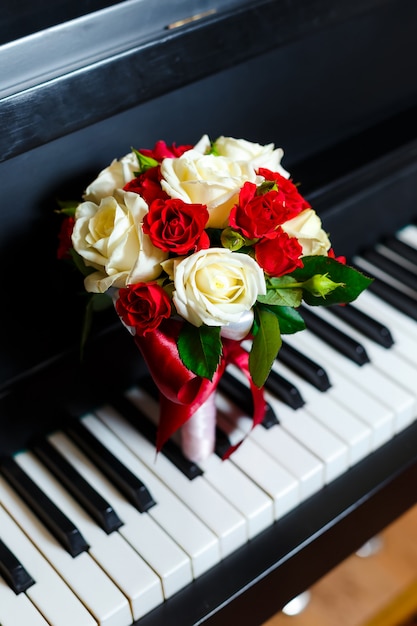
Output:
[
  {"xmin": 0, "ymin": 575, "xmax": 49, "ymax": 626},
  {"xmin": 220, "ymin": 367, "xmax": 325, "ymax": 499},
  {"xmin": 242, "ymin": 335, "xmax": 372, "ymax": 463},
  {"xmin": 91, "ymin": 408, "xmax": 247, "ymax": 558},
  {"xmin": 239, "ymin": 424, "xmax": 324, "ymax": 500},
  {"xmin": 213, "ymin": 402, "xmax": 301, "ymax": 520},
  {"xmin": 223, "ymin": 351, "xmax": 349, "ymax": 484},
  {"xmin": 354, "ymin": 289, "xmax": 417, "ymax": 364},
  {"xmin": 288, "ymin": 322, "xmax": 413, "ymax": 434},
  {"xmin": 0, "ymin": 476, "xmax": 131, "ymax": 626},
  {"xmin": 310, "ymin": 305, "xmax": 417, "ymax": 432},
  {"xmin": 0, "ymin": 504, "xmax": 97, "ymax": 626},
  {"xmin": 376, "ymin": 241, "xmax": 417, "ymax": 275},
  {"xmin": 284, "ymin": 331, "xmax": 395, "ymax": 449},
  {"xmin": 14, "ymin": 451, "xmax": 162, "ymax": 623},
  {"xmin": 220, "ymin": 408, "xmax": 324, "ymax": 501},
  {"xmin": 396, "ymin": 223, "xmax": 417, "ymax": 250},
  {"xmin": 197, "ymin": 453, "xmax": 274, "ymax": 538},
  {"xmin": 263, "ymin": 396, "xmax": 349, "ymax": 483},
  {"xmin": 124, "ymin": 387, "xmax": 276, "ymax": 538},
  {"xmin": 49, "ymin": 430, "xmax": 193, "ymax": 599},
  {"xmin": 99, "ymin": 392, "xmax": 274, "ymax": 540},
  {"xmin": 61, "ymin": 414, "xmax": 220, "ymax": 579},
  {"xmin": 355, "ymin": 287, "xmax": 417, "ymax": 343},
  {"xmin": 269, "ymin": 360, "xmax": 372, "ymax": 465},
  {"xmin": 354, "ymin": 253, "xmax": 417, "ymax": 298}
]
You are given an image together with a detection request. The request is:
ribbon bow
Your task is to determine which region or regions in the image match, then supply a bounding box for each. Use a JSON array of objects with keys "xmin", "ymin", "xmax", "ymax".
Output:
[{"xmin": 134, "ymin": 319, "xmax": 266, "ymax": 458}]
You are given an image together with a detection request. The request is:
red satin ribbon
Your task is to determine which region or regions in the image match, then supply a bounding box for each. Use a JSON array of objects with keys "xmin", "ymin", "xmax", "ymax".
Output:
[{"xmin": 133, "ymin": 319, "xmax": 266, "ymax": 458}]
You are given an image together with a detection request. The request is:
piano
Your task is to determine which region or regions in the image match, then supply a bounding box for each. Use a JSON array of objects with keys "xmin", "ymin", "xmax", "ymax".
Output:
[{"xmin": 1, "ymin": 0, "xmax": 417, "ymax": 624}]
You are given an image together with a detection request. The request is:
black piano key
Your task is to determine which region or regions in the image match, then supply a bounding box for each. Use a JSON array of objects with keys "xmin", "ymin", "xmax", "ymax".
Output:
[
  {"xmin": 278, "ymin": 341, "xmax": 331, "ymax": 392},
  {"xmin": 383, "ymin": 236, "xmax": 417, "ymax": 267},
  {"xmin": 31, "ymin": 437, "xmax": 123, "ymax": 534},
  {"xmin": 352, "ymin": 262, "xmax": 417, "ymax": 322},
  {"xmin": 326, "ymin": 303, "xmax": 394, "ymax": 348},
  {"xmin": 110, "ymin": 395, "xmax": 203, "ymax": 480},
  {"xmin": 0, "ymin": 538, "xmax": 35, "ymax": 594},
  {"xmin": 0, "ymin": 456, "xmax": 89, "ymax": 558},
  {"xmin": 259, "ymin": 408, "xmax": 279, "ymax": 429},
  {"xmin": 264, "ymin": 368, "xmax": 305, "ymax": 409},
  {"xmin": 360, "ymin": 248, "xmax": 417, "ymax": 292},
  {"xmin": 218, "ymin": 370, "xmax": 279, "ymax": 428},
  {"xmin": 300, "ymin": 306, "xmax": 370, "ymax": 366},
  {"xmin": 142, "ymin": 370, "xmax": 280, "ymax": 430},
  {"xmin": 66, "ymin": 420, "xmax": 156, "ymax": 513},
  {"xmin": 214, "ymin": 426, "xmax": 232, "ymax": 459}
]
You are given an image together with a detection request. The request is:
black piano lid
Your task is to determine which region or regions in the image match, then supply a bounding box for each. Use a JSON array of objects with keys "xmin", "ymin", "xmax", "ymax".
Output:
[{"xmin": 2, "ymin": 0, "xmax": 417, "ymax": 163}]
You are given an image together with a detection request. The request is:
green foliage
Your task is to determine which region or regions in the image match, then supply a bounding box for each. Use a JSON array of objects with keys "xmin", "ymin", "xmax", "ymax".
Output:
[
  {"xmin": 257, "ymin": 303, "xmax": 306, "ymax": 335},
  {"xmin": 55, "ymin": 199, "xmax": 79, "ymax": 216},
  {"xmin": 258, "ymin": 275, "xmax": 303, "ymax": 307},
  {"xmin": 177, "ymin": 323, "xmax": 222, "ymax": 380},
  {"xmin": 132, "ymin": 149, "xmax": 158, "ymax": 174},
  {"xmin": 249, "ymin": 307, "xmax": 282, "ymax": 388},
  {"xmin": 291, "ymin": 256, "xmax": 373, "ymax": 306}
]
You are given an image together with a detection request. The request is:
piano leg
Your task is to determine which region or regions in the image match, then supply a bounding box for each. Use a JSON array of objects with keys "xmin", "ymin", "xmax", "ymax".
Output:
[
  {"xmin": 356, "ymin": 536, "xmax": 383, "ymax": 558},
  {"xmin": 280, "ymin": 536, "xmax": 383, "ymax": 618},
  {"xmin": 281, "ymin": 591, "xmax": 311, "ymax": 616}
]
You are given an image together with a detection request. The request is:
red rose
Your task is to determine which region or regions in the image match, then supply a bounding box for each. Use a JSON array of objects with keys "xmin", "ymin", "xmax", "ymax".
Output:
[
  {"xmin": 124, "ymin": 166, "xmax": 169, "ymax": 205},
  {"xmin": 229, "ymin": 181, "xmax": 291, "ymax": 239},
  {"xmin": 140, "ymin": 140, "xmax": 193, "ymax": 161},
  {"xmin": 258, "ymin": 168, "xmax": 311, "ymax": 220},
  {"xmin": 57, "ymin": 216, "xmax": 75, "ymax": 260},
  {"xmin": 328, "ymin": 248, "xmax": 346, "ymax": 264},
  {"xmin": 143, "ymin": 198, "xmax": 209, "ymax": 254},
  {"xmin": 115, "ymin": 282, "xmax": 171, "ymax": 336},
  {"xmin": 255, "ymin": 228, "xmax": 303, "ymax": 276}
]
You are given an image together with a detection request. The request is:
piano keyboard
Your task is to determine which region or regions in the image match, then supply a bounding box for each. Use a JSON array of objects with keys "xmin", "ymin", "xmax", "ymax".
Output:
[{"xmin": 2, "ymin": 224, "xmax": 417, "ymax": 626}]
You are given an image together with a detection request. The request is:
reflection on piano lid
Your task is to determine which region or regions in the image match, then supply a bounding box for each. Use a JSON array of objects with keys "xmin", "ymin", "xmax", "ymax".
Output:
[{"xmin": 1, "ymin": 224, "xmax": 417, "ymax": 624}]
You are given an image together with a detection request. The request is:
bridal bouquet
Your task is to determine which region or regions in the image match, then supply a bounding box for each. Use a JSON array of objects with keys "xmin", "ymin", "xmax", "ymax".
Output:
[{"xmin": 57, "ymin": 134, "xmax": 371, "ymax": 460}]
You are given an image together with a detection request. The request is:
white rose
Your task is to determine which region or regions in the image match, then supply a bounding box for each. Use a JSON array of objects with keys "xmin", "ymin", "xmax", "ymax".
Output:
[
  {"xmin": 160, "ymin": 149, "xmax": 260, "ymax": 228},
  {"xmin": 166, "ymin": 247, "xmax": 266, "ymax": 328},
  {"xmin": 83, "ymin": 152, "xmax": 138, "ymax": 203},
  {"xmin": 281, "ymin": 208, "xmax": 331, "ymax": 256},
  {"xmin": 214, "ymin": 135, "xmax": 290, "ymax": 177},
  {"xmin": 72, "ymin": 190, "xmax": 167, "ymax": 293}
]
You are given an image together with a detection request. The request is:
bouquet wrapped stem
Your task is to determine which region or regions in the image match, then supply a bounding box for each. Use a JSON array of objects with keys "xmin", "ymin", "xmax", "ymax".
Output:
[
  {"xmin": 181, "ymin": 393, "xmax": 217, "ymax": 463},
  {"xmin": 57, "ymin": 134, "xmax": 372, "ymax": 461}
]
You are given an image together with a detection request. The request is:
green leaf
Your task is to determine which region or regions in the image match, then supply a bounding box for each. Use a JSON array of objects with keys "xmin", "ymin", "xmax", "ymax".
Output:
[
  {"xmin": 258, "ymin": 285, "xmax": 302, "ymax": 308},
  {"xmin": 258, "ymin": 303, "xmax": 306, "ymax": 334},
  {"xmin": 177, "ymin": 324, "xmax": 222, "ymax": 380},
  {"xmin": 249, "ymin": 307, "xmax": 282, "ymax": 387},
  {"xmin": 290, "ymin": 256, "xmax": 373, "ymax": 306},
  {"xmin": 55, "ymin": 199, "xmax": 79, "ymax": 216},
  {"xmin": 69, "ymin": 249, "xmax": 95, "ymax": 277},
  {"xmin": 209, "ymin": 141, "xmax": 220, "ymax": 156},
  {"xmin": 132, "ymin": 149, "xmax": 158, "ymax": 173},
  {"xmin": 256, "ymin": 180, "xmax": 278, "ymax": 195}
]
